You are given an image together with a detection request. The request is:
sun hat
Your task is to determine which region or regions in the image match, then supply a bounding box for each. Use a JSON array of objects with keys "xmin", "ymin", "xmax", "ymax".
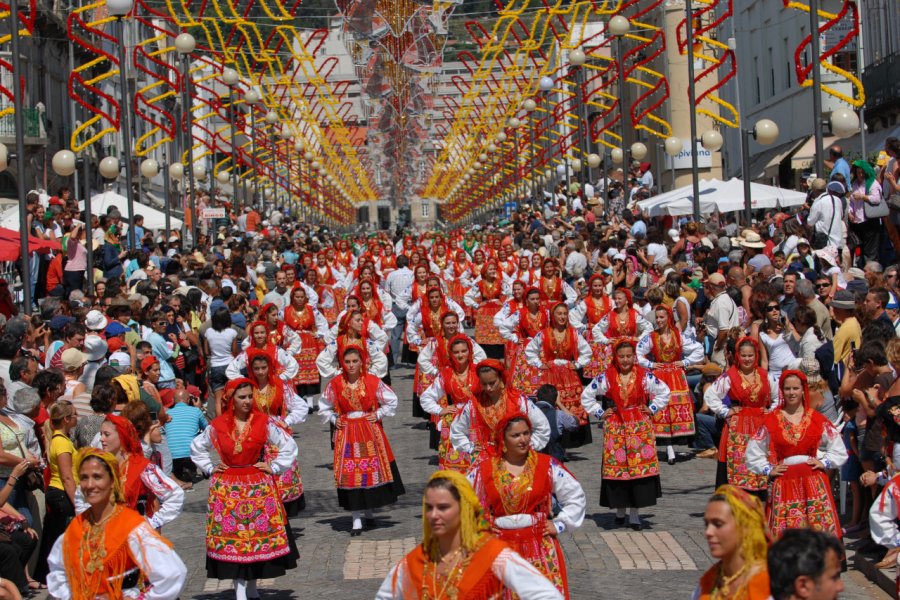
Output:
[
  {"xmin": 84, "ymin": 310, "xmax": 109, "ymax": 332},
  {"xmin": 830, "ymin": 290, "xmax": 856, "ymax": 310},
  {"xmin": 61, "ymin": 348, "xmax": 87, "ymax": 372}
]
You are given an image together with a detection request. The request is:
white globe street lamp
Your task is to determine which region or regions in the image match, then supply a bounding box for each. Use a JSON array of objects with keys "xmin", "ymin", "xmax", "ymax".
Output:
[
  {"xmin": 664, "ymin": 136, "xmax": 682, "ymax": 157},
  {"xmin": 52, "ymin": 150, "xmax": 77, "ymax": 176},
  {"xmin": 139, "ymin": 158, "xmax": 159, "ymax": 178},
  {"xmin": 99, "ymin": 156, "xmax": 120, "ymax": 179}
]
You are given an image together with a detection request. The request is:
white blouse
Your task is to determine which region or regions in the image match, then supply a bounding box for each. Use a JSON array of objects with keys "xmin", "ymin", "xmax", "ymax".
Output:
[
  {"xmin": 591, "ymin": 310, "xmax": 653, "ymax": 345},
  {"xmin": 319, "ymin": 377, "xmax": 399, "ymax": 425},
  {"xmin": 524, "ymin": 330, "xmax": 592, "ymax": 370},
  {"xmin": 190, "ymin": 421, "xmax": 298, "ymax": 477},
  {"xmin": 870, "ymin": 475, "xmax": 900, "ymax": 550},
  {"xmin": 449, "ymin": 397, "xmax": 551, "ymax": 454},
  {"xmin": 580, "ymin": 371, "xmax": 671, "ymax": 421},
  {"xmin": 405, "ymin": 298, "xmax": 467, "ymax": 346},
  {"xmin": 495, "ymin": 309, "xmax": 548, "ymax": 345},
  {"xmin": 636, "ymin": 331, "xmax": 705, "ymax": 368},
  {"xmin": 47, "ymin": 520, "xmax": 188, "ymax": 600},
  {"xmin": 416, "ymin": 336, "xmax": 487, "ymax": 377},
  {"xmin": 376, "ymin": 546, "xmax": 564, "ymax": 600},
  {"xmin": 467, "ymin": 458, "xmax": 586, "ymax": 535},
  {"xmin": 316, "ymin": 328, "xmax": 390, "ymax": 379},
  {"xmin": 226, "ymin": 346, "xmax": 299, "ymax": 383},
  {"xmin": 702, "ymin": 372, "xmax": 780, "ymax": 420},
  {"xmin": 745, "ymin": 416, "xmax": 848, "ymax": 476}
]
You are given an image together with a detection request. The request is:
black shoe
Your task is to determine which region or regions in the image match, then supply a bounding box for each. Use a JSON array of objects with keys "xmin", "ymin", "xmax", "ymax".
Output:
[
  {"xmin": 350, "ymin": 528, "xmax": 362, "ymax": 537},
  {"xmin": 667, "ymin": 458, "xmax": 676, "ymax": 465},
  {"xmin": 364, "ymin": 518, "xmax": 377, "ymax": 530},
  {"xmin": 630, "ymin": 522, "xmax": 643, "ymax": 531},
  {"xmin": 614, "ymin": 516, "xmax": 626, "ymax": 526}
]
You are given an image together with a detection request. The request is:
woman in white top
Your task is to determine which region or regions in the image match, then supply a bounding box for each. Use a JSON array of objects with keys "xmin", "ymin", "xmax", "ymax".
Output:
[
  {"xmin": 756, "ymin": 300, "xmax": 797, "ymax": 382},
  {"xmin": 202, "ymin": 306, "xmax": 239, "ymax": 414}
]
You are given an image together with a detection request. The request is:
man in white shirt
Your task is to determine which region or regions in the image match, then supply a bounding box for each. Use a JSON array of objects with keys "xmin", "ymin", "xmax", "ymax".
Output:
[
  {"xmin": 703, "ymin": 273, "xmax": 739, "ymax": 367},
  {"xmin": 384, "ymin": 255, "xmax": 415, "ymax": 362},
  {"xmin": 806, "ymin": 179, "xmax": 845, "ymax": 250}
]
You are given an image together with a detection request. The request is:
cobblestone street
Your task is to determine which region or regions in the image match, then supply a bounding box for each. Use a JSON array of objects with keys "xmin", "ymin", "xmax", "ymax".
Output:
[{"xmin": 165, "ymin": 366, "xmax": 890, "ymax": 599}]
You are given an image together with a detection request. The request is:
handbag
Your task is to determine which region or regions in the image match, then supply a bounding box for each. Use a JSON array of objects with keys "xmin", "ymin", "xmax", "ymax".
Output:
[
  {"xmin": 864, "ymin": 196, "xmax": 890, "ymax": 220},
  {"xmin": 0, "ymin": 421, "xmax": 43, "ymax": 491}
]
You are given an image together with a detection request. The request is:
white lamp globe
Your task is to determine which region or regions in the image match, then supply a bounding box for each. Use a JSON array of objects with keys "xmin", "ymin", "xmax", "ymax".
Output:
[
  {"xmin": 0, "ymin": 143, "xmax": 7, "ymax": 172},
  {"xmin": 169, "ymin": 162, "xmax": 185, "ymax": 181},
  {"xmin": 310, "ymin": 161, "xmax": 320, "ymax": 170},
  {"xmin": 664, "ymin": 136, "xmax": 682, "ymax": 157},
  {"xmin": 473, "ymin": 161, "xmax": 482, "ymax": 170},
  {"xmin": 294, "ymin": 140, "xmax": 305, "ymax": 153},
  {"xmin": 245, "ymin": 89, "xmax": 260, "ymax": 105},
  {"xmin": 222, "ymin": 68, "xmax": 239, "ymax": 86},
  {"xmin": 139, "ymin": 158, "xmax": 159, "ymax": 178},
  {"xmin": 174, "ymin": 32, "xmax": 196, "ymax": 55},
  {"xmin": 303, "ymin": 152, "xmax": 314, "ymax": 161},
  {"xmin": 487, "ymin": 143, "xmax": 498, "ymax": 153},
  {"xmin": 571, "ymin": 158, "xmax": 582, "ymax": 172},
  {"xmin": 523, "ymin": 98, "xmax": 537, "ymax": 112},
  {"xmin": 52, "ymin": 150, "xmax": 77, "ymax": 176},
  {"xmin": 609, "ymin": 15, "xmax": 629, "ymax": 36},
  {"xmin": 754, "ymin": 119, "xmax": 780, "ymax": 145},
  {"xmin": 265, "ymin": 111, "xmax": 279, "ymax": 125},
  {"xmin": 611, "ymin": 148, "xmax": 624, "ymax": 164},
  {"xmin": 556, "ymin": 163, "xmax": 567, "ymax": 176},
  {"xmin": 508, "ymin": 117, "xmax": 521, "ymax": 129},
  {"xmin": 106, "ymin": 0, "xmax": 133, "ymax": 17},
  {"xmin": 569, "ymin": 47, "xmax": 587, "ymax": 67},
  {"xmin": 701, "ymin": 129, "xmax": 724, "ymax": 152},
  {"xmin": 831, "ymin": 108, "xmax": 860, "ymax": 138},
  {"xmin": 196, "ymin": 170, "xmax": 207, "ymax": 182},
  {"xmin": 496, "ymin": 132, "xmax": 507, "ymax": 143},
  {"xmin": 99, "ymin": 156, "xmax": 120, "ymax": 179},
  {"xmin": 630, "ymin": 142, "xmax": 648, "ymax": 160},
  {"xmin": 539, "ymin": 76, "xmax": 555, "ymax": 92},
  {"xmin": 216, "ymin": 171, "xmax": 230, "ymax": 184},
  {"xmin": 587, "ymin": 153, "xmax": 602, "ymax": 169},
  {"xmin": 478, "ymin": 153, "xmax": 488, "ymax": 162},
  {"xmin": 279, "ymin": 125, "xmax": 291, "ymax": 139}
]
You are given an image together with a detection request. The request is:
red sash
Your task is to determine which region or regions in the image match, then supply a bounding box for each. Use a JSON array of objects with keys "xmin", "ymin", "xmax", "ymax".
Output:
[{"xmin": 400, "ymin": 538, "xmax": 507, "ymax": 599}]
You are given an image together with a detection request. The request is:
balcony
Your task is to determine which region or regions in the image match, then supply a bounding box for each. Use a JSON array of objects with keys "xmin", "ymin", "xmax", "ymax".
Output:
[
  {"xmin": 0, "ymin": 107, "xmax": 49, "ymax": 147},
  {"xmin": 864, "ymin": 51, "xmax": 900, "ymax": 112}
]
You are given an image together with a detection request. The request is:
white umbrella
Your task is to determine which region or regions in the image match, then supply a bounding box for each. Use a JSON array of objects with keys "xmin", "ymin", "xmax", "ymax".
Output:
[
  {"xmin": 79, "ymin": 191, "xmax": 183, "ymax": 231},
  {"xmin": 637, "ymin": 177, "xmax": 807, "ymax": 217}
]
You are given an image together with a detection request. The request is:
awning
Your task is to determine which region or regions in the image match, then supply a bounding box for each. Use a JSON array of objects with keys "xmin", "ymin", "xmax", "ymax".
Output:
[
  {"xmin": 837, "ymin": 124, "xmax": 900, "ymax": 157},
  {"xmin": 746, "ymin": 137, "xmax": 808, "ymax": 181},
  {"xmin": 791, "ymin": 135, "xmax": 839, "ymax": 172}
]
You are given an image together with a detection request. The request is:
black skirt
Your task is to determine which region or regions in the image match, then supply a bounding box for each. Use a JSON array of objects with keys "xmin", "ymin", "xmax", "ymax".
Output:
[
  {"xmin": 412, "ymin": 393, "xmax": 427, "ymax": 419},
  {"xmin": 295, "ymin": 383, "xmax": 321, "ymax": 398},
  {"xmin": 561, "ymin": 423, "xmax": 593, "ymax": 449},
  {"xmin": 401, "ymin": 344, "xmax": 418, "ymax": 365},
  {"xmin": 600, "ymin": 476, "xmax": 662, "ymax": 509},
  {"xmin": 206, "ymin": 522, "xmax": 299, "ymax": 581},
  {"xmin": 283, "ymin": 494, "xmax": 306, "ymax": 518},
  {"xmin": 336, "ymin": 461, "xmax": 405, "ymax": 511},
  {"xmin": 481, "ymin": 344, "xmax": 505, "ymax": 360}
]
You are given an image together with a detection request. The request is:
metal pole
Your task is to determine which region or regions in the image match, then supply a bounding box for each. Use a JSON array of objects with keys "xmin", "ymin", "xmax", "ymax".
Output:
[
  {"xmin": 617, "ymin": 35, "xmax": 629, "ymax": 195},
  {"xmin": 685, "ymin": 0, "xmax": 702, "ymax": 221},
  {"xmin": 116, "ymin": 16, "xmax": 136, "ymax": 249},
  {"xmin": 298, "ymin": 154, "xmax": 304, "ymax": 222},
  {"xmin": 530, "ymin": 114, "xmax": 536, "ymax": 202},
  {"xmin": 67, "ymin": 17, "xmax": 79, "ymax": 201},
  {"xmin": 856, "ymin": 4, "xmax": 866, "ymax": 159},
  {"xmin": 576, "ymin": 66, "xmax": 588, "ymax": 191},
  {"xmin": 82, "ymin": 153, "xmax": 93, "ymax": 295},
  {"xmin": 249, "ymin": 108, "xmax": 259, "ymax": 212},
  {"xmin": 229, "ymin": 85, "xmax": 238, "ymax": 211},
  {"xmin": 182, "ymin": 55, "xmax": 197, "ymax": 245},
  {"xmin": 809, "ymin": 0, "xmax": 825, "ymax": 177},
  {"xmin": 162, "ymin": 149, "xmax": 171, "ymax": 234},
  {"xmin": 270, "ymin": 132, "xmax": 277, "ymax": 216},
  {"xmin": 11, "ymin": 4, "xmax": 30, "ymax": 312},
  {"xmin": 742, "ymin": 128, "xmax": 752, "ymax": 225}
]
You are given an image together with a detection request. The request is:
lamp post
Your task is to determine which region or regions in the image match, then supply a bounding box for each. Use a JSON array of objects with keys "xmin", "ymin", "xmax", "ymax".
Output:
[
  {"xmin": 568, "ymin": 47, "xmax": 588, "ymax": 192},
  {"xmin": 682, "ymin": 0, "xmax": 703, "ymax": 221},
  {"xmin": 175, "ymin": 31, "xmax": 197, "ymax": 244},
  {"xmin": 245, "ymin": 88, "xmax": 261, "ymax": 212},
  {"xmin": 609, "ymin": 15, "xmax": 631, "ymax": 186},
  {"xmin": 303, "ymin": 150, "xmax": 313, "ymax": 222},
  {"xmin": 808, "ymin": 0, "xmax": 824, "ymax": 177},
  {"xmin": 107, "ymin": 0, "xmax": 137, "ymax": 249},
  {"xmin": 740, "ymin": 119, "xmax": 780, "ymax": 224},
  {"xmin": 265, "ymin": 110, "xmax": 279, "ymax": 215},
  {"xmin": 222, "ymin": 67, "xmax": 240, "ymax": 210},
  {"xmin": 140, "ymin": 156, "xmax": 169, "ymax": 235},
  {"xmin": 523, "ymin": 98, "xmax": 537, "ymax": 201},
  {"xmin": 508, "ymin": 117, "xmax": 521, "ymax": 202}
]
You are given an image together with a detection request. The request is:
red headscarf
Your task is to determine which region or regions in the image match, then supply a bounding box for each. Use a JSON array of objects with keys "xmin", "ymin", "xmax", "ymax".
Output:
[
  {"xmin": 493, "ymin": 411, "xmax": 532, "ymax": 451},
  {"xmin": 441, "ymin": 334, "xmax": 481, "ymax": 402},
  {"xmin": 541, "ymin": 302, "xmax": 577, "ymax": 363},
  {"xmin": 246, "ymin": 350, "xmax": 285, "ymax": 416},
  {"xmin": 475, "ymin": 359, "xmax": 506, "ymax": 381},
  {"xmin": 104, "ymin": 414, "xmax": 151, "ymax": 510},
  {"xmin": 603, "ymin": 339, "xmax": 648, "ymax": 412},
  {"xmin": 104, "ymin": 414, "xmax": 143, "ymax": 456}
]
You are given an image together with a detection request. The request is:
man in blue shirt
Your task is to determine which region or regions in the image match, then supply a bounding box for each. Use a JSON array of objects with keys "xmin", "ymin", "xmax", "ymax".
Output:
[
  {"xmin": 828, "ymin": 145, "xmax": 851, "ymax": 183},
  {"xmin": 165, "ymin": 387, "xmax": 208, "ymax": 483},
  {"xmin": 147, "ymin": 311, "xmax": 177, "ymax": 388}
]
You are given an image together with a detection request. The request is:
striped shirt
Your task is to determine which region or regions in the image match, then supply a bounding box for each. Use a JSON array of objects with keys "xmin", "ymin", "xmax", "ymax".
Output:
[{"xmin": 165, "ymin": 402, "xmax": 208, "ymax": 459}]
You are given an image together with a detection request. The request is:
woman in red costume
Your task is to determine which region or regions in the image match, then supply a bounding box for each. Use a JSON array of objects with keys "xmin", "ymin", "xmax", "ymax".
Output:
[
  {"xmin": 252, "ymin": 302, "xmax": 301, "ymax": 356},
  {"xmin": 248, "ymin": 351, "xmax": 309, "ymax": 516},
  {"xmin": 320, "ymin": 346, "xmax": 405, "ymax": 536},
  {"xmin": 498, "ymin": 287, "xmax": 548, "ymax": 398},
  {"xmin": 335, "ymin": 239, "xmax": 355, "ymax": 272},
  {"xmin": 304, "ymin": 268, "xmax": 340, "ymax": 327},
  {"xmin": 537, "ymin": 258, "xmax": 575, "ymax": 306},
  {"xmin": 468, "ymin": 413, "xmax": 586, "ymax": 599},
  {"xmin": 419, "ymin": 334, "xmax": 480, "ymax": 472},
  {"xmin": 94, "ymin": 413, "xmax": 184, "ymax": 530},
  {"xmin": 399, "ymin": 263, "xmax": 431, "ymax": 363},
  {"xmin": 525, "ymin": 302, "xmax": 593, "ymax": 447},
  {"xmin": 569, "ymin": 274, "xmax": 614, "ymax": 378},
  {"xmin": 591, "ymin": 288, "xmax": 653, "ymax": 348},
  {"xmin": 190, "ymin": 378, "xmax": 299, "ymax": 598},
  {"xmin": 376, "ymin": 470, "xmax": 563, "ymax": 600},
  {"xmin": 637, "ymin": 304, "xmax": 706, "ymax": 465},
  {"xmin": 703, "ymin": 337, "xmax": 779, "ymax": 500},
  {"xmin": 445, "ymin": 249, "xmax": 472, "ymax": 310},
  {"xmin": 581, "ymin": 339, "xmax": 671, "ymax": 530},
  {"xmin": 284, "ymin": 285, "xmax": 329, "ymax": 398},
  {"xmin": 746, "ymin": 370, "xmax": 847, "ymax": 539},
  {"xmin": 463, "ymin": 261, "xmax": 506, "ymax": 359},
  {"xmin": 226, "ymin": 320, "xmax": 299, "ymax": 391}
]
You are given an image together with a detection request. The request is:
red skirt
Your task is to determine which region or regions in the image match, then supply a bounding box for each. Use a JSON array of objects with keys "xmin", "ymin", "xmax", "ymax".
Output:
[
  {"xmin": 333, "ymin": 417, "xmax": 395, "ymax": 490},
  {"xmin": 650, "ymin": 364, "xmax": 695, "ymax": 439},
  {"xmin": 583, "ymin": 329, "xmax": 610, "ymax": 380},
  {"xmin": 474, "ymin": 303, "xmax": 504, "ymax": 346},
  {"xmin": 413, "ymin": 364, "xmax": 437, "ymax": 397},
  {"xmin": 495, "ymin": 519, "xmax": 569, "ymax": 599},
  {"xmin": 508, "ymin": 344, "xmax": 542, "ymax": 398},
  {"xmin": 767, "ymin": 463, "xmax": 841, "ymax": 540},
  {"xmin": 602, "ymin": 406, "xmax": 659, "ymax": 480},
  {"xmin": 436, "ymin": 411, "xmax": 472, "ymax": 472},
  {"xmin": 718, "ymin": 408, "xmax": 769, "ymax": 492},
  {"xmin": 542, "ymin": 364, "xmax": 587, "ymax": 425},
  {"xmin": 293, "ymin": 331, "xmax": 323, "ymax": 386}
]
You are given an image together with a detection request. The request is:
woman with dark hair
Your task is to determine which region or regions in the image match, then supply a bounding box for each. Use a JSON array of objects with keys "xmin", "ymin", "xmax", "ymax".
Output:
[
  {"xmin": 756, "ymin": 297, "xmax": 797, "ymax": 382},
  {"xmin": 283, "ymin": 284, "xmax": 330, "ymax": 400},
  {"xmin": 785, "ymin": 304, "xmax": 825, "ymax": 364},
  {"xmin": 746, "ymin": 371, "xmax": 846, "ymax": 539},
  {"xmin": 73, "ymin": 385, "xmax": 117, "ymax": 448},
  {"xmin": 703, "ymin": 337, "xmax": 779, "ymax": 499},
  {"xmin": 467, "ymin": 414, "xmax": 585, "ymax": 598},
  {"xmin": 320, "ymin": 346, "xmax": 404, "ymax": 536},
  {"xmin": 316, "ymin": 309, "xmax": 389, "ymax": 382},
  {"xmin": 592, "ymin": 288, "xmax": 653, "ymax": 348},
  {"xmin": 191, "ymin": 378, "xmax": 299, "ymax": 600},
  {"xmin": 581, "ymin": 339, "xmax": 670, "ymax": 530},
  {"xmin": 203, "ymin": 306, "xmax": 239, "ymax": 412},
  {"xmin": 376, "ymin": 470, "xmax": 563, "ymax": 599}
]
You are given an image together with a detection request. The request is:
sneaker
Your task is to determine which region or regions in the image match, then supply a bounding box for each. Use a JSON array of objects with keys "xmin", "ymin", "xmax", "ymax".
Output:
[{"xmin": 696, "ymin": 448, "xmax": 718, "ymax": 459}]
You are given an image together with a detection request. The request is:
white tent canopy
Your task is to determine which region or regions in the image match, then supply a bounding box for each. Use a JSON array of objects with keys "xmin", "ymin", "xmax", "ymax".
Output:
[
  {"xmin": 80, "ymin": 191, "xmax": 183, "ymax": 231},
  {"xmin": 637, "ymin": 177, "xmax": 807, "ymax": 217}
]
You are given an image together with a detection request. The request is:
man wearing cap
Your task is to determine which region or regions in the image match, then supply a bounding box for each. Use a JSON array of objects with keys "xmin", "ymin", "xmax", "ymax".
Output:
[
  {"xmin": 807, "ymin": 179, "xmax": 845, "ymax": 250},
  {"xmin": 831, "ymin": 290, "xmax": 861, "ymax": 365},
  {"xmin": 703, "ymin": 272, "xmax": 739, "ymax": 367}
]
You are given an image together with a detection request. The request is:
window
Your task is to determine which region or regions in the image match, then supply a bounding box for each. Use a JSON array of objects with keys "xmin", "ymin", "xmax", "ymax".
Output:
[
  {"xmin": 785, "ymin": 38, "xmax": 792, "ymax": 90},
  {"xmin": 754, "ymin": 57, "xmax": 761, "ymax": 104},
  {"xmin": 768, "ymin": 48, "xmax": 775, "ymax": 95},
  {"xmin": 421, "ymin": 202, "xmax": 429, "ymax": 218}
]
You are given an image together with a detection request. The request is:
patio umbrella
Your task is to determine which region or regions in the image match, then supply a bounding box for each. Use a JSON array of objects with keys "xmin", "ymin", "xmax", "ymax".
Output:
[{"xmin": 0, "ymin": 227, "xmax": 61, "ymax": 260}]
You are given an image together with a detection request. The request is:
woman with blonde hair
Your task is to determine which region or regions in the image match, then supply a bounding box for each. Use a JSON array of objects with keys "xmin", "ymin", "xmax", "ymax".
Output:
[
  {"xmin": 692, "ymin": 485, "xmax": 771, "ymax": 599},
  {"xmin": 376, "ymin": 470, "xmax": 563, "ymax": 599}
]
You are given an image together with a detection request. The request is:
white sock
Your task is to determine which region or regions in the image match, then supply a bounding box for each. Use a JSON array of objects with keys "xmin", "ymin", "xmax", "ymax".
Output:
[
  {"xmin": 247, "ymin": 580, "xmax": 258, "ymax": 599},
  {"xmin": 667, "ymin": 445, "xmax": 676, "ymax": 461},
  {"xmin": 235, "ymin": 579, "xmax": 248, "ymax": 600},
  {"xmin": 629, "ymin": 508, "xmax": 640, "ymax": 524},
  {"xmin": 351, "ymin": 511, "xmax": 363, "ymax": 530},
  {"xmin": 616, "ymin": 508, "xmax": 626, "ymax": 518}
]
